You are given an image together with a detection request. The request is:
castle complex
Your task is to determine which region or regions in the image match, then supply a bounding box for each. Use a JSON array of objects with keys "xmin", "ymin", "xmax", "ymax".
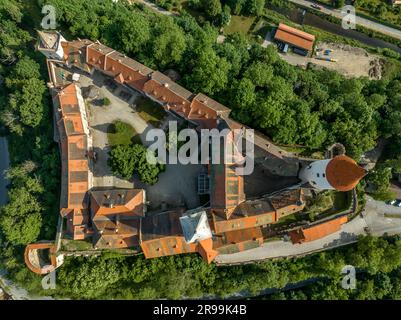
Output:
[{"xmin": 24, "ymin": 31, "xmax": 366, "ymax": 274}]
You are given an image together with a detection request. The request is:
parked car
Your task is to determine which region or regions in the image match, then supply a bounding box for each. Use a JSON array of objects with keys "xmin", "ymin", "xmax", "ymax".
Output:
[
  {"xmin": 397, "ymin": 200, "xmax": 401, "ymax": 207},
  {"xmin": 388, "ymin": 199, "xmax": 397, "ymax": 205},
  {"xmin": 311, "ymin": 3, "xmax": 322, "ymax": 10}
]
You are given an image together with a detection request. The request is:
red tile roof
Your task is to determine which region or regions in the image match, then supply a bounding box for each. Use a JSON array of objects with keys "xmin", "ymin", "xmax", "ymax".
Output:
[
  {"xmin": 274, "ymin": 23, "xmax": 315, "ymax": 51},
  {"xmin": 90, "ymin": 189, "xmax": 145, "ymax": 217},
  {"xmin": 213, "ymin": 227, "xmax": 264, "ymax": 254},
  {"xmin": 24, "ymin": 242, "xmax": 59, "ymax": 275},
  {"xmin": 289, "ymin": 215, "xmax": 348, "ymax": 244},
  {"xmin": 53, "ymin": 83, "xmax": 90, "ymax": 240},
  {"xmin": 326, "ymin": 155, "xmax": 367, "ymax": 192}
]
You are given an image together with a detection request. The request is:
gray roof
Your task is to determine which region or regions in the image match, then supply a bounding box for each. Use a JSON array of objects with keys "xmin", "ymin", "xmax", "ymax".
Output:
[
  {"xmin": 109, "ymin": 51, "xmax": 153, "ymax": 75},
  {"xmin": 151, "ymin": 71, "xmax": 193, "ymax": 100}
]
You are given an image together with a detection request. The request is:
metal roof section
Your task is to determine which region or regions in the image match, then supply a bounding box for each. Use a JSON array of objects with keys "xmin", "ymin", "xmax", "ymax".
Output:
[{"xmin": 179, "ymin": 210, "xmax": 213, "ymax": 244}]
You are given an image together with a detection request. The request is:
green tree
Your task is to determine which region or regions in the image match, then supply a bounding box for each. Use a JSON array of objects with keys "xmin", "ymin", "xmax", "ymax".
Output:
[
  {"xmin": 150, "ymin": 17, "xmax": 187, "ymax": 68},
  {"xmin": 201, "ymin": 0, "xmax": 222, "ymax": 18},
  {"xmin": 0, "ymin": 187, "xmax": 42, "ymax": 245},
  {"xmin": 243, "ymin": 61, "xmax": 273, "ymax": 87},
  {"xmin": 118, "ymin": 13, "xmax": 151, "ymax": 55},
  {"xmin": 230, "ymin": 78, "xmax": 256, "ymax": 111},
  {"xmin": 244, "ymin": 0, "xmax": 265, "ymax": 16},
  {"xmin": 108, "ymin": 144, "xmax": 165, "ymax": 184},
  {"xmin": 184, "ymin": 48, "xmax": 231, "ymax": 95}
]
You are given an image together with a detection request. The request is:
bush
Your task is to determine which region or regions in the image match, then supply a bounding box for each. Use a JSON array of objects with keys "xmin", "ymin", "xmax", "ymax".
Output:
[{"xmin": 108, "ymin": 144, "xmax": 165, "ymax": 184}]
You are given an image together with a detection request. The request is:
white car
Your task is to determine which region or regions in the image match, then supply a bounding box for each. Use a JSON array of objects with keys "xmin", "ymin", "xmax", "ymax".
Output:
[
  {"xmin": 390, "ymin": 200, "xmax": 397, "ymax": 205},
  {"xmin": 311, "ymin": 3, "xmax": 322, "ymax": 10},
  {"xmin": 396, "ymin": 200, "xmax": 401, "ymax": 207}
]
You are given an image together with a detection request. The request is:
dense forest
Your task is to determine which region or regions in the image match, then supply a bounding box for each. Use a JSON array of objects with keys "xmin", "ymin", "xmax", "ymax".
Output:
[
  {"xmin": 36, "ymin": 0, "xmax": 401, "ymax": 160},
  {"xmin": 1, "ymin": 0, "xmax": 401, "ymax": 299}
]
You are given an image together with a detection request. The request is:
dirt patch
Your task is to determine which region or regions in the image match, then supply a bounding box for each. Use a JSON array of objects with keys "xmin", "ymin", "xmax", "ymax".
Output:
[
  {"xmin": 279, "ymin": 41, "xmax": 385, "ymax": 80},
  {"xmin": 311, "ymin": 42, "xmax": 385, "ymax": 80}
]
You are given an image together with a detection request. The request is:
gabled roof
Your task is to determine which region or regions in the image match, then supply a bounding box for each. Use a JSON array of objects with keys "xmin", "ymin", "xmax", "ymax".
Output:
[
  {"xmin": 274, "ymin": 23, "xmax": 315, "ymax": 51},
  {"xmin": 191, "ymin": 93, "xmax": 231, "ymax": 116},
  {"xmin": 54, "ymin": 83, "xmax": 89, "ymax": 212},
  {"xmin": 151, "ymin": 71, "xmax": 193, "ymax": 100},
  {"xmin": 140, "ymin": 209, "xmax": 199, "ymax": 258},
  {"xmin": 91, "ymin": 189, "xmax": 145, "ymax": 216},
  {"xmin": 269, "ymin": 189, "xmax": 304, "ymax": 211},
  {"xmin": 211, "ymin": 199, "xmax": 276, "ymax": 234},
  {"xmin": 92, "ymin": 215, "xmax": 140, "ymax": 249},
  {"xmin": 143, "ymin": 71, "xmax": 193, "ymax": 107},
  {"xmin": 213, "ymin": 227, "xmax": 263, "ymax": 255},
  {"xmin": 141, "ymin": 209, "xmax": 185, "ymax": 242},
  {"xmin": 289, "ymin": 215, "xmax": 348, "ymax": 244}
]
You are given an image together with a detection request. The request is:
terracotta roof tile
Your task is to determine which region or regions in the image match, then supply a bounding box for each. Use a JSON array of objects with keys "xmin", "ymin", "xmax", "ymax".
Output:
[
  {"xmin": 274, "ymin": 23, "xmax": 315, "ymax": 51},
  {"xmin": 91, "ymin": 189, "xmax": 145, "ymax": 216},
  {"xmin": 326, "ymin": 155, "xmax": 367, "ymax": 191},
  {"xmin": 289, "ymin": 215, "xmax": 348, "ymax": 244}
]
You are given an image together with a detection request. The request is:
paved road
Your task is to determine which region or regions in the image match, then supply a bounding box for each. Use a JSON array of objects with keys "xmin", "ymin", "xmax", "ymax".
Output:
[
  {"xmin": 287, "ymin": 0, "xmax": 401, "ymax": 40},
  {"xmin": 134, "ymin": 0, "xmax": 176, "ymax": 16},
  {"xmin": 0, "ymin": 137, "xmax": 10, "ymax": 206},
  {"xmin": 215, "ymin": 196, "xmax": 401, "ymax": 265}
]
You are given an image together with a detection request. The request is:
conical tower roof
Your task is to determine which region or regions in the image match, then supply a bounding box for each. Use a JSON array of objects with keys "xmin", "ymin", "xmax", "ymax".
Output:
[{"xmin": 326, "ymin": 155, "xmax": 366, "ymax": 191}]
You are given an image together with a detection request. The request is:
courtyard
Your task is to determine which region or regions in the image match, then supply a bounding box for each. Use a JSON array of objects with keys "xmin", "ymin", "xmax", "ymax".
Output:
[{"xmin": 76, "ymin": 70, "xmax": 202, "ymax": 211}]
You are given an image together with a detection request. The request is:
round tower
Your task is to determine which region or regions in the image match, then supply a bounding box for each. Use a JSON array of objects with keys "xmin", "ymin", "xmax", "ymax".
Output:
[{"xmin": 300, "ymin": 155, "xmax": 366, "ymax": 191}]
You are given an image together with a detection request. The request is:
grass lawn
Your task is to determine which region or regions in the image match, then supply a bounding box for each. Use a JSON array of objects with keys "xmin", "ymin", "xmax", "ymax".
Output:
[
  {"xmin": 332, "ymin": 191, "xmax": 350, "ymax": 210},
  {"xmin": 61, "ymin": 239, "xmax": 93, "ymax": 252},
  {"xmin": 135, "ymin": 96, "xmax": 166, "ymax": 127},
  {"xmin": 224, "ymin": 15, "xmax": 256, "ymax": 36},
  {"xmin": 107, "ymin": 120, "xmax": 140, "ymax": 146}
]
